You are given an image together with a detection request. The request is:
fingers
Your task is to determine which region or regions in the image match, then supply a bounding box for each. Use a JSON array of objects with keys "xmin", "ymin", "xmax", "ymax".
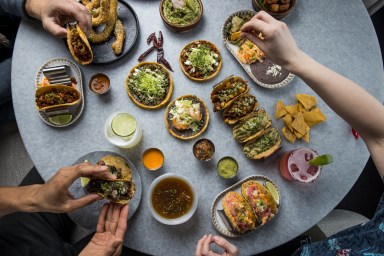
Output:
[
  {"xmin": 115, "ymin": 204, "xmax": 129, "ymax": 240},
  {"xmin": 42, "ymin": 18, "xmax": 68, "ymax": 38},
  {"xmin": 195, "ymin": 235, "xmax": 206, "ymax": 256},
  {"xmin": 68, "ymin": 1, "xmax": 92, "ymax": 34},
  {"xmin": 109, "ymin": 203, "xmax": 122, "ymax": 235},
  {"xmin": 60, "ymin": 163, "xmax": 111, "ymax": 187},
  {"xmin": 202, "ymin": 234, "xmax": 214, "ymax": 255},
  {"xmin": 254, "ymin": 10, "xmax": 278, "ymax": 24},
  {"xmin": 105, "ymin": 202, "xmax": 115, "ymax": 232},
  {"xmin": 96, "ymin": 203, "xmax": 109, "ymax": 233},
  {"xmin": 240, "ymin": 18, "xmax": 270, "ymax": 37},
  {"xmin": 67, "ymin": 193, "xmax": 102, "ymax": 212},
  {"xmin": 212, "ymin": 236, "xmax": 238, "ymax": 255}
]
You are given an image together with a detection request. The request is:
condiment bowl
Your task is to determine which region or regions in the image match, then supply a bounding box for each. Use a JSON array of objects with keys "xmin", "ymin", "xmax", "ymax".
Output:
[
  {"xmin": 193, "ymin": 138, "xmax": 215, "ymax": 161},
  {"xmin": 217, "ymin": 156, "xmax": 239, "ymax": 179},
  {"xmin": 89, "ymin": 73, "xmax": 110, "ymax": 95},
  {"xmin": 142, "ymin": 147, "xmax": 164, "ymax": 171},
  {"xmin": 252, "ymin": 0, "xmax": 296, "ymax": 20},
  {"xmin": 147, "ymin": 173, "xmax": 198, "ymax": 225},
  {"xmin": 159, "ymin": 0, "xmax": 203, "ymax": 33}
]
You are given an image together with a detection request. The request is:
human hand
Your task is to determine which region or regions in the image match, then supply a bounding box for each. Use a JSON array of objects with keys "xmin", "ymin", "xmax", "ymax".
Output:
[
  {"xmin": 195, "ymin": 234, "xmax": 238, "ymax": 256},
  {"xmin": 240, "ymin": 11, "xmax": 303, "ymax": 72},
  {"xmin": 80, "ymin": 203, "xmax": 129, "ymax": 256},
  {"xmin": 25, "ymin": 0, "xmax": 92, "ymax": 38},
  {"xmin": 34, "ymin": 163, "xmax": 114, "ymax": 213}
]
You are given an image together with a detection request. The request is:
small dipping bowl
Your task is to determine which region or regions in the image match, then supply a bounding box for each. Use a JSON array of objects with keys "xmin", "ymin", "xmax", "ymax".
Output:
[
  {"xmin": 89, "ymin": 73, "xmax": 110, "ymax": 95},
  {"xmin": 142, "ymin": 148, "xmax": 164, "ymax": 171},
  {"xmin": 193, "ymin": 138, "xmax": 215, "ymax": 161},
  {"xmin": 217, "ymin": 156, "xmax": 238, "ymax": 179}
]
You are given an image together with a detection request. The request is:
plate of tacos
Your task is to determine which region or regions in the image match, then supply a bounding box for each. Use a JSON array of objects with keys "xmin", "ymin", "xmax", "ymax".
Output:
[
  {"xmin": 164, "ymin": 95, "xmax": 209, "ymax": 140},
  {"xmin": 211, "ymin": 175, "xmax": 280, "ymax": 237},
  {"xmin": 68, "ymin": 151, "xmax": 142, "ymax": 230},
  {"xmin": 222, "ymin": 10, "xmax": 294, "ymax": 89}
]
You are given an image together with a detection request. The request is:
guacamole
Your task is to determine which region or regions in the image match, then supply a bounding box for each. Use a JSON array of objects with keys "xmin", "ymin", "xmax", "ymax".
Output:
[{"xmin": 162, "ymin": 0, "xmax": 200, "ymax": 26}]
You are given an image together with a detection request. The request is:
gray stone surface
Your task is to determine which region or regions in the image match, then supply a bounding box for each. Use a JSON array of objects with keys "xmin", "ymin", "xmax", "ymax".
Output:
[{"xmin": 11, "ymin": 0, "xmax": 384, "ymax": 255}]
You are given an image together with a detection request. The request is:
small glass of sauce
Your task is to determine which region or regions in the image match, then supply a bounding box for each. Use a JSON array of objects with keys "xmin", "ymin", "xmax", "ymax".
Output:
[
  {"xmin": 217, "ymin": 156, "xmax": 238, "ymax": 179},
  {"xmin": 89, "ymin": 73, "xmax": 110, "ymax": 94},
  {"xmin": 142, "ymin": 148, "xmax": 164, "ymax": 171},
  {"xmin": 193, "ymin": 138, "xmax": 215, "ymax": 161}
]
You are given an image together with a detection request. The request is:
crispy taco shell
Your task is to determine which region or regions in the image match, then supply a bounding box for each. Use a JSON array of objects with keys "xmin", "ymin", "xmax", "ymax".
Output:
[
  {"xmin": 67, "ymin": 24, "xmax": 93, "ymax": 65},
  {"xmin": 96, "ymin": 155, "xmax": 132, "ymax": 180},
  {"xmin": 243, "ymin": 128, "xmax": 282, "ymax": 159},
  {"xmin": 35, "ymin": 85, "xmax": 81, "ymax": 111},
  {"xmin": 222, "ymin": 191, "xmax": 257, "ymax": 233},
  {"xmin": 241, "ymin": 180, "xmax": 277, "ymax": 225},
  {"xmin": 86, "ymin": 178, "xmax": 135, "ymax": 204},
  {"xmin": 164, "ymin": 95, "xmax": 209, "ymax": 140},
  {"xmin": 232, "ymin": 109, "xmax": 272, "ymax": 143},
  {"xmin": 125, "ymin": 62, "xmax": 174, "ymax": 110},
  {"xmin": 223, "ymin": 93, "xmax": 258, "ymax": 124},
  {"xmin": 211, "ymin": 75, "xmax": 250, "ymax": 112}
]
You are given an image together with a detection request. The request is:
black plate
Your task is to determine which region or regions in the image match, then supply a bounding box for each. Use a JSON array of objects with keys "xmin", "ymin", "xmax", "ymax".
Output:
[{"xmin": 67, "ymin": 0, "xmax": 139, "ymax": 65}]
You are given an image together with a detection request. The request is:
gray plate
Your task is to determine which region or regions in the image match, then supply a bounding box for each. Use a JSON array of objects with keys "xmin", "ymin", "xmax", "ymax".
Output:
[
  {"xmin": 211, "ymin": 175, "xmax": 280, "ymax": 237},
  {"xmin": 68, "ymin": 151, "xmax": 142, "ymax": 230}
]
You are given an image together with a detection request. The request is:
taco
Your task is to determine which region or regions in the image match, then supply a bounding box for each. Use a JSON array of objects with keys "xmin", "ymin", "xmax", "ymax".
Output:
[
  {"xmin": 243, "ymin": 128, "xmax": 281, "ymax": 159},
  {"xmin": 35, "ymin": 85, "xmax": 81, "ymax": 110},
  {"xmin": 211, "ymin": 75, "xmax": 250, "ymax": 112},
  {"xmin": 222, "ymin": 191, "xmax": 258, "ymax": 233},
  {"xmin": 232, "ymin": 109, "xmax": 272, "ymax": 143},
  {"xmin": 241, "ymin": 180, "xmax": 278, "ymax": 225},
  {"xmin": 96, "ymin": 155, "xmax": 132, "ymax": 180},
  {"xmin": 86, "ymin": 179, "xmax": 135, "ymax": 204},
  {"xmin": 67, "ymin": 24, "xmax": 93, "ymax": 65},
  {"xmin": 222, "ymin": 93, "xmax": 258, "ymax": 124}
]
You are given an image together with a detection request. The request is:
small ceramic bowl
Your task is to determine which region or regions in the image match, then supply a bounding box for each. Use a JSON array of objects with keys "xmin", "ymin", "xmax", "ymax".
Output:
[
  {"xmin": 148, "ymin": 173, "xmax": 198, "ymax": 225},
  {"xmin": 142, "ymin": 148, "xmax": 164, "ymax": 171},
  {"xmin": 217, "ymin": 156, "xmax": 239, "ymax": 179},
  {"xmin": 252, "ymin": 0, "xmax": 296, "ymax": 20},
  {"xmin": 159, "ymin": 0, "xmax": 203, "ymax": 33},
  {"xmin": 193, "ymin": 138, "xmax": 215, "ymax": 161},
  {"xmin": 89, "ymin": 73, "xmax": 110, "ymax": 95}
]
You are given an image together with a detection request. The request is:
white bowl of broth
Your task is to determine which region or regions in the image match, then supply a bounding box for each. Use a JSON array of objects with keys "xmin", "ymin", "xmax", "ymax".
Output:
[{"xmin": 148, "ymin": 173, "xmax": 198, "ymax": 225}]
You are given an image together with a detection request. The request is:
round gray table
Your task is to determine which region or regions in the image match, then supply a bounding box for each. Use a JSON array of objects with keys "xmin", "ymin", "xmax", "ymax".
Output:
[{"xmin": 12, "ymin": 0, "xmax": 384, "ymax": 255}]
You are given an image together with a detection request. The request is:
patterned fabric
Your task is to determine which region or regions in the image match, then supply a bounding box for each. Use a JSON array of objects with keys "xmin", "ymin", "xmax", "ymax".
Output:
[{"xmin": 292, "ymin": 194, "xmax": 384, "ymax": 256}]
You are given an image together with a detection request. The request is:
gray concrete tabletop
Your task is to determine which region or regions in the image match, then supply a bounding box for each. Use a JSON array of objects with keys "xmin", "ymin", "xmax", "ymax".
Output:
[{"xmin": 12, "ymin": 0, "xmax": 384, "ymax": 255}]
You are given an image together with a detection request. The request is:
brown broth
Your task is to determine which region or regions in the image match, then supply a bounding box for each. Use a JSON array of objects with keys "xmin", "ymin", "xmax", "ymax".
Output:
[{"xmin": 151, "ymin": 177, "xmax": 193, "ymax": 219}]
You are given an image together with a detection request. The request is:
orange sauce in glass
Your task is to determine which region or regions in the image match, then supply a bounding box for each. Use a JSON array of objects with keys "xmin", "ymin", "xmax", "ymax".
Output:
[{"xmin": 142, "ymin": 148, "xmax": 164, "ymax": 170}]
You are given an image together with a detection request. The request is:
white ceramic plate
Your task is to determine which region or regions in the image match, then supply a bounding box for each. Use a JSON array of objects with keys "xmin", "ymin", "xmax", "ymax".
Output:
[
  {"xmin": 211, "ymin": 175, "xmax": 280, "ymax": 237},
  {"xmin": 221, "ymin": 10, "xmax": 294, "ymax": 89},
  {"xmin": 68, "ymin": 151, "xmax": 142, "ymax": 230},
  {"xmin": 34, "ymin": 58, "xmax": 84, "ymax": 127}
]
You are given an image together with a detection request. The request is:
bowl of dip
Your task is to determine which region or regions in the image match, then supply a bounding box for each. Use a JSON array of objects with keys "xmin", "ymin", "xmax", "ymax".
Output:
[
  {"xmin": 217, "ymin": 156, "xmax": 238, "ymax": 179},
  {"xmin": 148, "ymin": 173, "xmax": 198, "ymax": 225},
  {"xmin": 142, "ymin": 148, "xmax": 164, "ymax": 171},
  {"xmin": 89, "ymin": 73, "xmax": 110, "ymax": 95},
  {"xmin": 193, "ymin": 138, "xmax": 215, "ymax": 161},
  {"xmin": 159, "ymin": 0, "xmax": 203, "ymax": 33}
]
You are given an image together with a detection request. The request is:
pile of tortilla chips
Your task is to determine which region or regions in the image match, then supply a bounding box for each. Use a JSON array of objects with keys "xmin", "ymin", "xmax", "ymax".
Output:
[{"xmin": 275, "ymin": 94, "xmax": 326, "ymax": 143}]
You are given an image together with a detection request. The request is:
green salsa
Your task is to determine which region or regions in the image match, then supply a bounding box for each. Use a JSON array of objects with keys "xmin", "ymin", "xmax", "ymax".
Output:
[
  {"xmin": 217, "ymin": 157, "xmax": 238, "ymax": 178},
  {"xmin": 162, "ymin": 0, "xmax": 200, "ymax": 26}
]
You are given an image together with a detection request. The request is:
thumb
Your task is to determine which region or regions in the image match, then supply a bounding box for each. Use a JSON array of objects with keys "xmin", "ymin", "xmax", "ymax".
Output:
[
  {"xmin": 105, "ymin": 239, "xmax": 123, "ymax": 256},
  {"xmin": 68, "ymin": 194, "xmax": 102, "ymax": 211},
  {"xmin": 42, "ymin": 18, "xmax": 67, "ymax": 38}
]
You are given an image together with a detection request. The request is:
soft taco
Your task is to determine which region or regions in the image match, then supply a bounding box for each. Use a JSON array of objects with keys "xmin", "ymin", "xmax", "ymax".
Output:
[
  {"xmin": 222, "ymin": 191, "xmax": 258, "ymax": 233},
  {"xmin": 222, "ymin": 93, "xmax": 258, "ymax": 124},
  {"xmin": 67, "ymin": 24, "xmax": 93, "ymax": 65},
  {"xmin": 96, "ymin": 155, "xmax": 132, "ymax": 180},
  {"xmin": 243, "ymin": 128, "xmax": 282, "ymax": 159},
  {"xmin": 86, "ymin": 179, "xmax": 135, "ymax": 204},
  {"xmin": 232, "ymin": 109, "xmax": 272, "ymax": 143},
  {"xmin": 241, "ymin": 180, "xmax": 278, "ymax": 225}
]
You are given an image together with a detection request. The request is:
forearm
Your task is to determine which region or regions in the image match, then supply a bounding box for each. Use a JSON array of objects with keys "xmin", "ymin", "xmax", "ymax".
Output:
[
  {"xmin": 289, "ymin": 52, "xmax": 384, "ymax": 177},
  {"xmin": 0, "ymin": 185, "xmax": 42, "ymax": 218}
]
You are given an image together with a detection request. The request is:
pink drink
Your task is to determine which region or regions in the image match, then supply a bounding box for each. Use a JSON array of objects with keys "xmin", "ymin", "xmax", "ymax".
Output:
[{"xmin": 279, "ymin": 148, "xmax": 321, "ymax": 183}]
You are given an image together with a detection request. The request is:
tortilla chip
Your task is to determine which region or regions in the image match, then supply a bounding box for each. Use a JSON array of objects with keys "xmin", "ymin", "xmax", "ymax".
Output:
[
  {"xmin": 291, "ymin": 112, "xmax": 309, "ymax": 135},
  {"xmin": 294, "ymin": 130, "xmax": 303, "ymax": 139},
  {"xmin": 302, "ymin": 131, "xmax": 310, "ymax": 143},
  {"xmin": 282, "ymin": 126, "xmax": 296, "ymax": 143},
  {"xmin": 298, "ymin": 102, "xmax": 306, "ymax": 113},
  {"xmin": 282, "ymin": 114, "xmax": 293, "ymax": 132},
  {"xmin": 275, "ymin": 100, "xmax": 287, "ymax": 119},
  {"xmin": 285, "ymin": 104, "xmax": 299, "ymax": 118},
  {"xmin": 303, "ymin": 107, "xmax": 327, "ymax": 127},
  {"xmin": 296, "ymin": 94, "xmax": 317, "ymax": 110}
]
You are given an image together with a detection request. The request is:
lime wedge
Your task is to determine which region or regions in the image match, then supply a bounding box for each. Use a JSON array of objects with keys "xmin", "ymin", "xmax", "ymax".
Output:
[
  {"xmin": 48, "ymin": 114, "xmax": 72, "ymax": 125},
  {"xmin": 308, "ymin": 154, "xmax": 333, "ymax": 166},
  {"xmin": 111, "ymin": 113, "xmax": 137, "ymax": 137},
  {"xmin": 266, "ymin": 181, "xmax": 279, "ymax": 204},
  {"xmin": 80, "ymin": 177, "xmax": 90, "ymax": 187}
]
